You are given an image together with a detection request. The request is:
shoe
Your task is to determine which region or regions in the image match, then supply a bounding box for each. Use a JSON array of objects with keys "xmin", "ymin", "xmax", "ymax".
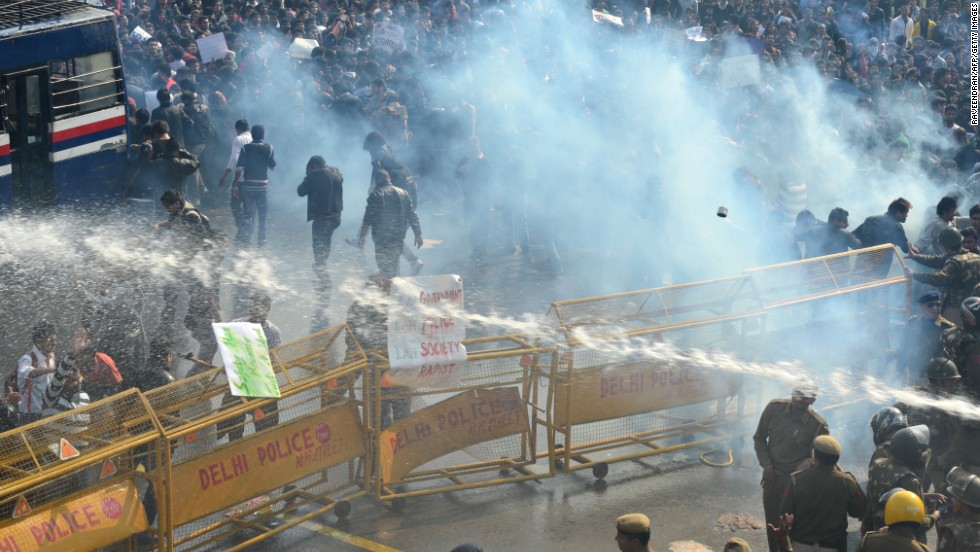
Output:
[
  {"xmin": 411, "ymin": 259, "xmax": 424, "ymax": 275},
  {"xmin": 345, "ymin": 236, "xmax": 358, "ymax": 248}
]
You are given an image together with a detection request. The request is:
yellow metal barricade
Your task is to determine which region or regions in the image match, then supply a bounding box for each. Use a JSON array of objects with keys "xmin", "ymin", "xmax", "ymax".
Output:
[
  {"xmin": 369, "ymin": 335, "xmax": 556, "ymax": 504},
  {"xmin": 142, "ymin": 324, "xmax": 371, "ymax": 552},
  {"xmin": 542, "ymin": 245, "xmax": 910, "ymax": 477},
  {"xmin": 0, "ymin": 389, "xmax": 162, "ymax": 551}
]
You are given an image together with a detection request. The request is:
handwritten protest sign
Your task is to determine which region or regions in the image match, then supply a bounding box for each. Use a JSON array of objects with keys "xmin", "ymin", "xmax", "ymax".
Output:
[
  {"xmin": 387, "ymin": 275, "xmax": 466, "ymax": 388},
  {"xmin": 196, "ymin": 32, "xmax": 230, "ymax": 63},
  {"xmin": 373, "ymin": 21, "xmax": 405, "ymax": 54},
  {"xmin": 213, "ymin": 322, "xmax": 281, "ymax": 398}
]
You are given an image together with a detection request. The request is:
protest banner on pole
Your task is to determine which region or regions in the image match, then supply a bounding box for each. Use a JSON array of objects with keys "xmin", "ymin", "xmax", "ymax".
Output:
[
  {"xmin": 197, "ymin": 32, "xmax": 230, "ymax": 63},
  {"xmin": 386, "ymin": 275, "xmax": 466, "ymax": 388},
  {"xmin": 373, "ymin": 20, "xmax": 405, "ymax": 54},
  {"xmin": 213, "ymin": 322, "xmax": 281, "ymax": 398}
]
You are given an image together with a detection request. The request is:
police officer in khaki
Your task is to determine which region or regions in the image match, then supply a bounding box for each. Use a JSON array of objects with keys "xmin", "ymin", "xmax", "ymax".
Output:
[
  {"xmin": 906, "ymin": 227, "xmax": 980, "ymax": 326},
  {"xmin": 615, "ymin": 513, "xmax": 654, "ymax": 552},
  {"xmin": 854, "ymin": 490, "xmax": 930, "ymax": 552},
  {"xmin": 938, "ymin": 467, "xmax": 980, "ymax": 552},
  {"xmin": 754, "ymin": 384, "xmax": 829, "ymax": 552},
  {"xmin": 779, "ymin": 435, "xmax": 866, "ymax": 552}
]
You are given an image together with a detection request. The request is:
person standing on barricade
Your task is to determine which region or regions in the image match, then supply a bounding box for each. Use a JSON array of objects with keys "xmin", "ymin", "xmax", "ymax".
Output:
[
  {"xmin": 778, "ymin": 435, "xmax": 867, "ymax": 552},
  {"xmin": 233, "ymin": 124, "xmax": 276, "ymax": 247},
  {"xmin": 753, "ymin": 384, "xmax": 829, "ymax": 552},
  {"xmin": 357, "ymin": 170, "xmax": 423, "ymax": 279}
]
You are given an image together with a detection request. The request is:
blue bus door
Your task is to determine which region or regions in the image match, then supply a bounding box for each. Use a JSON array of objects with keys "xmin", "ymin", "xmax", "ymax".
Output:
[{"xmin": 4, "ymin": 68, "xmax": 54, "ymax": 209}]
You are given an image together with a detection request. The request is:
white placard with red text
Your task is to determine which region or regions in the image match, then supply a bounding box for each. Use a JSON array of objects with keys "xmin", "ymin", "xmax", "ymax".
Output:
[{"xmin": 386, "ymin": 274, "xmax": 466, "ymax": 388}]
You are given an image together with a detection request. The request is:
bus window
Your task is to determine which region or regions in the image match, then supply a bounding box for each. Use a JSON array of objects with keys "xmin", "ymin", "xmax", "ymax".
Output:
[{"xmin": 49, "ymin": 52, "xmax": 124, "ymax": 119}]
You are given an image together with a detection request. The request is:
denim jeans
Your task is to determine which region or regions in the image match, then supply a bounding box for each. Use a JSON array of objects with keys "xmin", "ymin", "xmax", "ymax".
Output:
[{"xmin": 240, "ymin": 187, "xmax": 268, "ymax": 246}]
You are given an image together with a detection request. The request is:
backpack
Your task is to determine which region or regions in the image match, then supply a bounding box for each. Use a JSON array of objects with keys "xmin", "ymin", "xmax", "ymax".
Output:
[
  {"xmin": 168, "ymin": 148, "xmax": 201, "ymax": 178},
  {"xmin": 183, "ymin": 207, "xmax": 229, "ymax": 256}
]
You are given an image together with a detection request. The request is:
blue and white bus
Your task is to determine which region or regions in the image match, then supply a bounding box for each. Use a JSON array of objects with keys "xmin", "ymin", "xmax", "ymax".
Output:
[{"xmin": 0, "ymin": 0, "xmax": 127, "ymax": 211}]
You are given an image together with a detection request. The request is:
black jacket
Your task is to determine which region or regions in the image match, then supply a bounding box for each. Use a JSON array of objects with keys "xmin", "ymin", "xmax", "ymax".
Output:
[
  {"xmin": 361, "ymin": 183, "xmax": 421, "ymax": 244},
  {"xmin": 297, "ymin": 166, "xmax": 344, "ymax": 222}
]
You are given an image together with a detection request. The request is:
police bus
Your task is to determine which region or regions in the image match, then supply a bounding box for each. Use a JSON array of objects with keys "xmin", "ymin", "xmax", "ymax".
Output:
[{"xmin": 0, "ymin": 0, "xmax": 127, "ymax": 211}]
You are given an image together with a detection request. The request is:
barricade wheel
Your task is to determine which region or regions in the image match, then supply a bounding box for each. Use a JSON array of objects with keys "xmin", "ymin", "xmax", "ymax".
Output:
[
  {"xmin": 592, "ymin": 462, "xmax": 609, "ymax": 479},
  {"xmin": 554, "ymin": 459, "xmax": 564, "ymax": 472},
  {"xmin": 391, "ymin": 497, "xmax": 407, "ymax": 512},
  {"xmin": 336, "ymin": 500, "xmax": 352, "ymax": 519}
]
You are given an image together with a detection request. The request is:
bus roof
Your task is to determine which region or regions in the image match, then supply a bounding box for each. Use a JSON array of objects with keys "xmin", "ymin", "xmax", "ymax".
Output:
[{"xmin": 0, "ymin": 0, "xmax": 112, "ymax": 40}]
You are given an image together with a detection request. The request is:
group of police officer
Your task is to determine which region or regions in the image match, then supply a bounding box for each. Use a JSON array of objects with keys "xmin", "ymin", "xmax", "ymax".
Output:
[{"xmin": 753, "ymin": 291, "xmax": 980, "ymax": 552}]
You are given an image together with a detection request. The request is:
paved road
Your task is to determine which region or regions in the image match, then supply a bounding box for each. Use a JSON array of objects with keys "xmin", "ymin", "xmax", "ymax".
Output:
[{"xmin": 170, "ymin": 187, "xmax": 900, "ymax": 552}]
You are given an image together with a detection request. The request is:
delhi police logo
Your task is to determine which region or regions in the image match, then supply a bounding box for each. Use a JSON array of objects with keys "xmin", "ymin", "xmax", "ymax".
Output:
[
  {"xmin": 316, "ymin": 423, "xmax": 331, "ymax": 444},
  {"xmin": 101, "ymin": 496, "xmax": 122, "ymax": 520}
]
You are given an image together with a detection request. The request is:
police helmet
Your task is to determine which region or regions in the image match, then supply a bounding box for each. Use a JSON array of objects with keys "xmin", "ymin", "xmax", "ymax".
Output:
[
  {"xmin": 961, "ymin": 297, "xmax": 980, "ymax": 325},
  {"xmin": 889, "ymin": 425, "xmax": 930, "ymax": 464},
  {"xmin": 884, "ymin": 490, "xmax": 925, "ymax": 525},
  {"xmin": 926, "ymin": 357, "xmax": 961, "ymax": 380},
  {"xmin": 947, "ymin": 467, "xmax": 980, "ymax": 508},
  {"xmin": 869, "ymin": 407, "xmax": 908, "ymax": 446},
  {"xmin": 939, "ymin": 226, "xmax": 963, "ymax": 249}
]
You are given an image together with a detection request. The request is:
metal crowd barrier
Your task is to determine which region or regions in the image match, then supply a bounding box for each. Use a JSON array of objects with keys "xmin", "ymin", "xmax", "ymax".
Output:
[
  {"xmin": 368, "ymin": 335, "xmax": 557, "ymax": 506},
  {"xmin": 0, "ymin": 389, "xmax": 161, "ymax": 550},
  {"xmin": 539, "ymin": 245, "xmax": 910, "ymax": 477},
  {"xmin": 141, "ymin": 324, "xmax": 370, "ymax": 552},
  {"xmin": 0, "ymin": 245, "xmax": 913, "ymax": 547}
]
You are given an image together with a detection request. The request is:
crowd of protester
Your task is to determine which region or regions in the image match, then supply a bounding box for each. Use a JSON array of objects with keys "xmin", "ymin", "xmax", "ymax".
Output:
[{"xmin": 5, "ymin": 0, "xmax": 980, "ymax": 546}]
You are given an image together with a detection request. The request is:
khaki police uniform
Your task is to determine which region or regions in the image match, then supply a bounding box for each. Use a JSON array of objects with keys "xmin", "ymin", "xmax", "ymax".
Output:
[
  {"xmin": 754, "ymin": 398, "xmax": 829, "ymax": 552},
  {"xmin": 855, "ymin": 525, "xmax": 930, "ymax": 552}
]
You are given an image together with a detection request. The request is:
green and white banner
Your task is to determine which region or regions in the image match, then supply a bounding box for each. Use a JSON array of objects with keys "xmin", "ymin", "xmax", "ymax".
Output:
[{"xmin": 212, "ymin": 322, "xmax": 281, "ymax": 398}]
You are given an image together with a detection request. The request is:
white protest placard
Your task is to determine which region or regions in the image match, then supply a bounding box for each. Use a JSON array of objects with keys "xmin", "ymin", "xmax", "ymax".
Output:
[
  {"xmin": 196, "ymin": 32, "xmax": 230, "ymax": 63},
  {"xmin": 372, "ymin": 21, "xmax": 405, "ymax": 54},
  {"xmin": 387, "ymin": 274, "xmax": 466, "ymax": 389},
  {"xmin": 144, "ymin": 89, "xmax": 160, "ymax": 112},
  {"xmin": 212, "ymin": 322, "xmax": 281, "ymax": 398},
  {"xmin": 721, "ymin": 54, "xmax": 762, "ymax": 89},
  {"xmin": 591, "ymin": 9, "xmax": 624, "ymax": 27},
  {"xmin": 130, "ymin": 25, "xmax": 152, "ymax": 42},
  {"xmin": 287, "ymin": 37, "xmax": 320, "ymax": 59}
]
